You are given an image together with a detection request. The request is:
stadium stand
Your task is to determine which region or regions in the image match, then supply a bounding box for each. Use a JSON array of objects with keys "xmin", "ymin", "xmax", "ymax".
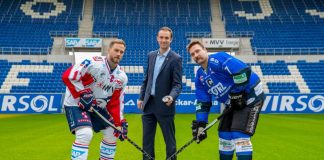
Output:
[
  {"xmin": 93, "ymin": 0, "xmax": 212, "ymax": 93},
  {"xmin": 1, "ymin": 59, "xmax": 324, "ymax": 94},
  {"xmin": 0, "ymin": 0, "xmax": 83, "ymax": 54},
  {"xmin": 220, "ymin": 0, "xmax": 324, "ymax": 55}
]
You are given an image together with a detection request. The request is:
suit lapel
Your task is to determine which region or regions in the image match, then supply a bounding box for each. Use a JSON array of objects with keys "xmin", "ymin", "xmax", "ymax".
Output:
[
  {"xmin": 149, "ymin": 52, "xmax": 158, "ymax": 79},
  {"xmin": 158, "ymin": 51, "xmax": 173, "ymax": 75}
]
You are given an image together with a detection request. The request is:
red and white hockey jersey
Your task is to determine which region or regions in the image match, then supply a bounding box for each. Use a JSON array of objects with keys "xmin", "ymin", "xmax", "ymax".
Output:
[{"xmin": 62, "ymin": 56, "xmax": 128, "ymax": 126}]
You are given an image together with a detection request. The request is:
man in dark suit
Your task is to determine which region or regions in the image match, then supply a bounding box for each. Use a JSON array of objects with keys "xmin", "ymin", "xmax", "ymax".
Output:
[{"xmin": 137, "ymin": 27, "xmax": 182, "ymax": 160}]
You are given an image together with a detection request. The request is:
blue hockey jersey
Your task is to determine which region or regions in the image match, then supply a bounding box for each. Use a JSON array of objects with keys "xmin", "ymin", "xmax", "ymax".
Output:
[{"xmin": 195, "ymin": 52, "xmax": 260, "ymax": 104}]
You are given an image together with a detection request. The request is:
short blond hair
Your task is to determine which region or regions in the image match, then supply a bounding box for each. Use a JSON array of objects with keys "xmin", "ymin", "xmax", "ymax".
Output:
[
  {"xmin": 186, "ymin": 40, "xmax": 205, "ymax": 52},
  {"xmin": 109, "ymin": 39, "xmax": 126, "ymax": 48}
]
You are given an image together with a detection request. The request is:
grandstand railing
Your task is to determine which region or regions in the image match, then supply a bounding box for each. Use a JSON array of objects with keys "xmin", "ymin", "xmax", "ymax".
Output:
[
  {"xmin": 49, "ymin": 31, "xmax": 78, "ymax": 37},
  {"xmin": 92, "ymin": 31, "xmax": 119, "ymax": 38},
  {"xmin": 253, "ymin": 48, "xmax": 324, "ymax": 55},
  {"xmin": 0, "ymin": 47, "xmax": 51, "ymax": 55},
  {"xmin": 184, "ymin": 31, "xmax": 254, "ymax": 38},
  {"xmin": 226, "ymin": 31, "xmax": 254, "ymax": 38},
  {"xmin": 185, "ymin": 32, "xmax": 211, "ymax": 38}
]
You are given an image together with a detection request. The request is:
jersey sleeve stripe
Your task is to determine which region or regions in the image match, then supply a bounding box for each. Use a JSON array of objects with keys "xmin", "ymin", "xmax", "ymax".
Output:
[{"xmin": 62, "ymin": 66, "xmax": 80, "ymax": 98}]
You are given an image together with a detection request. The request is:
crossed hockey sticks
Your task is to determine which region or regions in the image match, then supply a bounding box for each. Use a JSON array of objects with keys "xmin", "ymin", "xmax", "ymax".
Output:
[
  {"xmin": 166, "ymin": 107, "xmax": 233, "ymax": 160},
  {"xmin": 93, "ymin": 109, "xmax": 154, "ymax": 160}
]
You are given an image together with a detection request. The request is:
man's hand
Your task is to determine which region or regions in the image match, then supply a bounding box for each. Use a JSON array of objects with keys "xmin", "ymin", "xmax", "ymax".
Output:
[
  {"xmin": 114, "ymin": 119, "xmax": 128, "ymax": 141},
  {"xmin": 229, "ymin": 92, "xmax": 247, "ymax": 109},
  {"xmin": 191, "ymin": 120, "xmax": 207, "ymax": 144},
  {"xmin": 78, "ymin": 89, "xmax": 96, "ymax": 112},
  {"xmin": 162, "ymin": 96, "xmax": 173, "ymax": 106},
  {"xmin": 137, "ymin": 100, "xmax": 144, "ymax": 110}
]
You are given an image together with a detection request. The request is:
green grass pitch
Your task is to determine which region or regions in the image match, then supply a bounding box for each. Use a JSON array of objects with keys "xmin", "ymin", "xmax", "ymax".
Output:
[{"xmin": 0, "ymin": 114, "xmax": 323, "ymax": 160}]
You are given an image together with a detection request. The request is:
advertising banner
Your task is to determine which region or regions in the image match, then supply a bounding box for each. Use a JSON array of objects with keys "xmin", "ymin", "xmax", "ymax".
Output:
[
  {"xmin": 65, "ymin": 38, "xmax": 102, "ymax": 48},
  {"xmin": 202, "ymin": 38, "xmax": 240, "ymax": 48},
  {"xmin": 0, "ymin": 94, "xmax": 63, "ymax": 114},
  {"xmin": 1, "ymin": 94, "xmax": 323, "ymax": 114}
]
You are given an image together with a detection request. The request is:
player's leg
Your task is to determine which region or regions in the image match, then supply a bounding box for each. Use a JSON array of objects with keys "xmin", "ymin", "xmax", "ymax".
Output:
[
  {"xmin": 232, "ymin": 131, "xmax": 253, "ymax": 160},
  {"xmin": 65, "ymin": 106, "xmax": 94, "ymax": 160},
  {"xmin": 218, "ymin": 107, "xmax": 235, "ymax": 160},
  {"xmin": 90, "ymin": 108, "xmax": 116, "ymax": 160},
  {"xmin": 99, "ymin": 127, "xmax": 117, "ymax": 160}
]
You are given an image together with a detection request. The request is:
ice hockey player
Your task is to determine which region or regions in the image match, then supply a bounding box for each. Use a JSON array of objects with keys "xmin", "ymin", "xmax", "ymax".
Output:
[
  {"xmin": 187, "ymin": 40, "xmax": 265, "ymax": 160},
  {"xmin": 62, "ymin": 39, "xmax": 128, "ymax": 160}
]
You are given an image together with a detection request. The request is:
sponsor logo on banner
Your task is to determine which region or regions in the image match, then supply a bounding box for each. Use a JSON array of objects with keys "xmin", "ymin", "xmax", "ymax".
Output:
[
  {"xmin": 262, "ymin": 94, "xmax": 324, "ymax": 113},
  {"xmin": 65, "ymin": 38, "xmax": 102, "ymax": 48},
  {"xmin": 202, "ymin": 38, "xmax": 240, "ymax": 48},
  {"xmin": 85, "ymin": 38, "xmax": 101, "ymax": 47},
  {"xmin": 124, "ymin": 94, "xmax": 220, "ymax": 113},
  {"xmin": 65, "ymin": 38, "xmax": 80, "ymax": 47},
  {"xmin": 0, "ymin": 94, "xmax": 63, "ymax": 113}
]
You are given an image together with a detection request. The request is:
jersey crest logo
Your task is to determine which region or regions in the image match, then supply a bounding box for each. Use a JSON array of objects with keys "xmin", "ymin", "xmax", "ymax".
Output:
[
  {"xmin": 80, "ymin": 59, "xmax": 91, "ymax": 67},
  {"xmin": 206, "ymin": 78, "xmax": 214, "ymax": 87}
]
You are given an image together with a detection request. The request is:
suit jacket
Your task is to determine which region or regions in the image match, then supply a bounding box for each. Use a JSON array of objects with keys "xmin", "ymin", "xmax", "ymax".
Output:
[{"xmin": 139, "ymin": 49, "xmax": 182, "ymax": 115}]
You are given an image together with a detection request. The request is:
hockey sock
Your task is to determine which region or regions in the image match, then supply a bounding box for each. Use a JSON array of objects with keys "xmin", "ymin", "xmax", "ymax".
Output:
[
  {"xmin": 219, "ymin": 132, "xmax": 234, "ymax": 160},
  {"xmin": 237, "ymin": 155, "xmax": 252, "ymax": 160},
  {"xmin": 71, "ymin": 142, "xmax": 89, "ymax": 160},
  {"xmin": 100, "ymin": 139, "xmax": 116, "ymax": 160},
  {"xmin": 232, "ymin": 132, "xmax": 253, "ymax": 160}
]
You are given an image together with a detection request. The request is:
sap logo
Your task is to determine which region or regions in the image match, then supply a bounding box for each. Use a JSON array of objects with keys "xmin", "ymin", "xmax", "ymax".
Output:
[
  {"xmin": 125, "ymin": 100, "xmax": 135, "ymax": 106},
  {"xmin": 1, "ymin": 95, "xmax": 58, "ymax": 112},
  {"xmin": 71, "ymin": 149, "xmax": 85, "ymax": 159},
  {"xmin": 85, "ymin": 39, "xmax": 100, "ymax": 46},
  {"xmin": 66, "ymin": 38, "xmax": 80, "ymax": 46},
  {"xmin": 101, "ymin": 146, "xmax": 116, "ymax": 155},
  {"xmin": 262, "ymin": 95, "xmax": 324, "ymax": 113}
]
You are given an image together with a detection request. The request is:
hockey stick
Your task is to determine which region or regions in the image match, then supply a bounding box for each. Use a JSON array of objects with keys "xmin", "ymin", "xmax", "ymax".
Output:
[
  {"xmin": 93, "ymin": 109, "xmax": 154, "ymax": 160},
  {"xmin": 166, "ymin": 107, "xmax": 233, "ymax": 160}
]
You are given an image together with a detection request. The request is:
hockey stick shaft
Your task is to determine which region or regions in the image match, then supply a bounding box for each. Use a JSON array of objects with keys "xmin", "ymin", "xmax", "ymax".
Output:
[
  {"xmin": 166, "ymin": 107, "xmax": 232, "ymax": 160},
  {"xmin": 93, "ymin": 109, "xmax": 154, "ymax": 160}
]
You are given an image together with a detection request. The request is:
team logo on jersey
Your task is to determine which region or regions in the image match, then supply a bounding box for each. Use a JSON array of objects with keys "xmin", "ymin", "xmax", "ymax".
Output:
[
  {"xmin": 199, "ymin": 76, "xmax": 204, "ymax": 83},
  {"xmin": 209, "ymin": 82, "xmax": 229, "ymax": 97},
  {"xmin": 114, "ymin": 79, "xmax": 123, "ymax": 87},
  {"xmin": 93, "ymin": 56, "xmax": 103, "ymax": 61},
  {"xmin": 102, "ymin": 84, "xmax": 115, "ymax": 93},
  {"xmin": 210, "ymin": 58, "xmax": 219, "ymax": 64},
  {"xmin": 206, "ymin": 78, "xmax": 214, "ymax": 87},
  {"xmin": 80, "ymin": 59, "xmax": 91, "ymax": 67}
]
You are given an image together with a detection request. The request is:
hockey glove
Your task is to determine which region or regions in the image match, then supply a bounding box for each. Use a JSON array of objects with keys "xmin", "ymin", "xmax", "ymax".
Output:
[
  {"xmin": 192, "ymin": 120, "xmax": 207, "ymax": 144},
  {"xmin": 78, "ymin": 89, "xmax": 97, "ymax": 112},
  {"xmin": 229, "ymin": 91, "xmax": 247, "ymax": 110},
  {"xmin": 114, "ymin": 119, "xmax": 128, "ymax": 141}
]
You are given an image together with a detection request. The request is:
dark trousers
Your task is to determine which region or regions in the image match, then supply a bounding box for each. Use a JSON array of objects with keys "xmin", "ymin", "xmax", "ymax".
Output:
[{"xmin": 142, "ymin": 97, "xmax": 176, "ymax": 160}]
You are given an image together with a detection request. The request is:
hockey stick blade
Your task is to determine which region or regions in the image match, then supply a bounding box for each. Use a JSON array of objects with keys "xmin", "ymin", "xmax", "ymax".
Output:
[
  {"xmin": 93, "ymin": 109, "xmax": 154, "ymax": 160},
  {"xmin": 166, "ymin": 107, "xmax": 233, "ymax": 160}
]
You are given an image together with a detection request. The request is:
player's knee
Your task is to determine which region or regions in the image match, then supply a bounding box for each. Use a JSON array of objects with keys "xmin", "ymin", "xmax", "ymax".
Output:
[
  {"xmin": 102, "ymin": 127, "xmax": 117, "ymax": 143},
  {"xmin": 75, "ymin": 127, "xmax": 93, "ymax": 145},
  {"xmin": 232, "ymin": 131, "xmax": 253, "ymax": 155},
  {"xmin": 219, "ymin": 132, "xmax": 235, "ymax": 153}
]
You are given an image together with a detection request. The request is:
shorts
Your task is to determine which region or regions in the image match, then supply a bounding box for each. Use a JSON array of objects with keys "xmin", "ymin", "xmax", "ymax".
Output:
[
  {"xmin": 64, "ymin": 106, "xmax": 111, "ymax": 134},
  {"xmin": 218, "ymin": 91, "xmax": 265, "ymax": 136}
]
